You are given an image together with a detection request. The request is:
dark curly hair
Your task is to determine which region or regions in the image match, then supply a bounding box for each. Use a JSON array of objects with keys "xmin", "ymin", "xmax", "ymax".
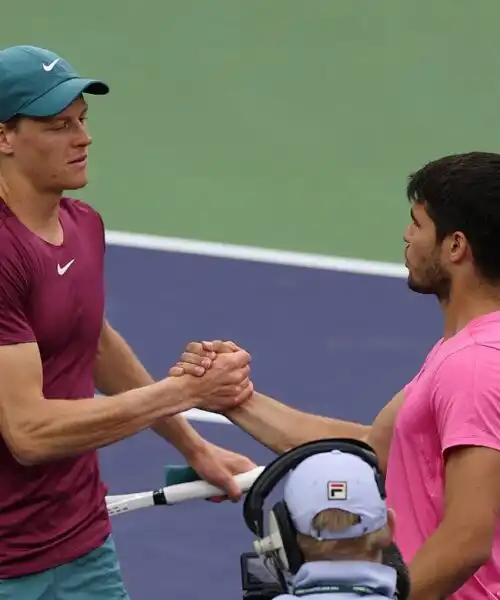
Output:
[{"xmin": 407, "ymin": 152, "xmax": 500, "ymax": 283}]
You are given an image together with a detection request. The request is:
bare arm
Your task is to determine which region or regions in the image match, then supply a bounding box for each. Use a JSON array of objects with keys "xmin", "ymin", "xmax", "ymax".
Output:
[
  {"xmin": 0, "ymin": 342, "xmax": 197, "ymax": 465},
  {"xmin": 225, "ymin": 390, "xmax": 404, "ymax": 472},
  {"xmin": 93, "ymin": 320, "xmax": 206, "ymax": 456},
  {"xmin": 172, "ymin": 340, "xmax": 405, "ymax": 471},
  {"xmin": 366, "ymin": 390, "xmax": 404, "ymax": 474},
  {"xmin": 0, "ymin": 339, "xmax": 250, "ymax": 466},
  {"xmin": 225, "ymin": 392, "xmax": 368, "ymax": 453},
  {"xmin": 408, "ymin": 446, "xmax": 500, "ymax": 599},
  {"xmin": 407, "ymin": 347, "xmax": 500, "ymax": 598}
]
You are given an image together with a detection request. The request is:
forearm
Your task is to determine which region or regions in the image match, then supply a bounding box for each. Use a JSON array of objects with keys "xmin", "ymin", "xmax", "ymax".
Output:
[
  {"xmin": 225, "ymin": 392, "xmax": 370, "ymax": 454},
  {"xmin": 6, "ymin": 378, "xmax": 197, "ymax": 465},
  {"xmin": 408, "ymin": 524, "xmax": 489, "ymax": 600},
  {"xmin": 93, "ymin": 321, "xmax": 154, "ymax": 396},
  {"xmin": 93, "ymin": 321, "xmax": 205, "ymax": 454}
]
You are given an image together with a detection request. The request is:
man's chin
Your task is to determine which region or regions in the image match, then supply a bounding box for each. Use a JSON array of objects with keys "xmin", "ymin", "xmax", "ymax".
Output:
[
  {"xmin": 407, "ymin": 276, "xmax": 434, "ymax": 295},
  {"xmin": 63, "ymin": 177, "xmax": 88, "ymax": 191}
]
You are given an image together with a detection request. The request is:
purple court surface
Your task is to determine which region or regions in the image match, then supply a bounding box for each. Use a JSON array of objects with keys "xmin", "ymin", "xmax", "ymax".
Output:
[{"xmin": 99, "ymin": 243, "xmax": 441, "ymax": 600}]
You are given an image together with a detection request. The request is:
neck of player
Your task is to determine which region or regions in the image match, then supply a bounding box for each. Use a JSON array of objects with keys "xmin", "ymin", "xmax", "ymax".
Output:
[
  {"xmin": 441, "ymin": 275, "xmax": 500, "ymax": 339},
  {"xmin": 0, "ymin": 169, "xmax": 63, "ymax": 245}
]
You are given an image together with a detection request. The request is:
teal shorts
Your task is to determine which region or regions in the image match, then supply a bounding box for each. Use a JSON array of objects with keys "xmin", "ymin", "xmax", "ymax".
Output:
[{"xmin": 0, "ymin": 535, "xmax": 130, "ymax": 600}]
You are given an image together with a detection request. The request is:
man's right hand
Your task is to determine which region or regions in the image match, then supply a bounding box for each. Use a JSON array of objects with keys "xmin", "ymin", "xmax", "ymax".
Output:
[
  {"xmin": 182, "ymin": 348, "xmax": 253, "ymax": 412},
  {"xmin": 169, "ymin": 340, "xmax": 239, "ymax": 378}
]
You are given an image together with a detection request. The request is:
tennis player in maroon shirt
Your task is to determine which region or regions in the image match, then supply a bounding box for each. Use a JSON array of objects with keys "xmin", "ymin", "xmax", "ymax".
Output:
[{"xmin": 0, "ymin": 45, "xmax": 255, "ymax": 600}]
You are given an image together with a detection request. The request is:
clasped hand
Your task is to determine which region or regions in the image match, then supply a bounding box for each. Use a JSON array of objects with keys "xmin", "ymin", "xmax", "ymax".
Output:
[{"xmin": 169, "ymin": 340, "xmax": 253, "ymax": 412}]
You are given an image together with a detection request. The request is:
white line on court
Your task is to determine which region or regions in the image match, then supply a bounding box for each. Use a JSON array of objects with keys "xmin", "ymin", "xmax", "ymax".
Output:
[
  {"xmin": 104, "ymin": 229, "xmax": 408, "ymax": 424},
  {"xmin": 105, "ymin": 230, "xmax": 407, "ymax": 279}
]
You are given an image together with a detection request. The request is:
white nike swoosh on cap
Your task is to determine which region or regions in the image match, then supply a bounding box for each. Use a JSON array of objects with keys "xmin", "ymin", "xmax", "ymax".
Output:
[{"xmin": 43, "ymin": 59, "xmax": 60, "ymax": 72}]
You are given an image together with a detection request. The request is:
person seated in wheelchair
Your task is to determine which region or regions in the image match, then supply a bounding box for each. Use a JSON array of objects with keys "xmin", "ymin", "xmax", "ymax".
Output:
[{"xmin": 246, "ymin": 440, "xmax": 408, "ymax": 599}]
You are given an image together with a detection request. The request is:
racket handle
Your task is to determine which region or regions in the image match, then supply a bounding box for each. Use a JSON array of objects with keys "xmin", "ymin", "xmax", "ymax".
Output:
[
  {"xmin": 164, "ymin": 464, "xmax": 225, "ymax": 502},
  {"xmin": 164, "ymin": 466, "xmax": 265, "ymax": 504}
]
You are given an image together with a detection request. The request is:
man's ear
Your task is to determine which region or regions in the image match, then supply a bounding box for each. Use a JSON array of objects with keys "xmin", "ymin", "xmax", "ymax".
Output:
[
  {"xmin": 386, "ymin": 508, "xmax": 396, "ymax": 543},
  {"xmin": 0, "ymin": 123, "xmax": 15, "ymax": 156}
]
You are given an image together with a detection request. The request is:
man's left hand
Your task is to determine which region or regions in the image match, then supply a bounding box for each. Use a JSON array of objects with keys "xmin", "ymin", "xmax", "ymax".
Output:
[{"xmin": 185, "ymin": 440, "xmax": 257, "ymax": 502}]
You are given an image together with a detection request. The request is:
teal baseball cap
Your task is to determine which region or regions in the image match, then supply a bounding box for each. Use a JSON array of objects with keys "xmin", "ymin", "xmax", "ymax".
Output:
[{"xmin": 0, "ymin": 45, "xmax": 109, "ymax": 122}]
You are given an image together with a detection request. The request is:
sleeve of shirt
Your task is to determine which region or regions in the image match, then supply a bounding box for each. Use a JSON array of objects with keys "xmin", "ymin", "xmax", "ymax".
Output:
[
  {"xmin": 71, "ymin": 198, "xmax": 106, "ymax": 255},
  {"xmin": 432, "ymin": 344, "xmax": 500, "ymax": 454},
  {"xmin": 95, "ymin": 210, "xmax": 106, "ymax": 254},
  {"xmin": 0, "ymin": 249, "xmax": 36, "ymax": 346}
]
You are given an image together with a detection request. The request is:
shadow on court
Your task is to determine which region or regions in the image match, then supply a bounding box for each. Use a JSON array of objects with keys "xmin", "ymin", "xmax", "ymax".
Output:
[{"xmin": 98, "ymin": 244, "xmax": 441, "ymax": 600}]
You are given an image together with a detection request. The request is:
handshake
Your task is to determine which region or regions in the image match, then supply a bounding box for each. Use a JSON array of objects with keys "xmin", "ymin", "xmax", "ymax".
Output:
[{"xmin": 168, "ymin": 340, "xmax": 254, "ymax": 414}]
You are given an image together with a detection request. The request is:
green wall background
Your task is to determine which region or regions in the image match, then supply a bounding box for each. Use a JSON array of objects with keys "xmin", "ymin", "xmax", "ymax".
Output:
[{"xmin": 5, "ymin": 1, "xmax": 500, "ymax": 262}]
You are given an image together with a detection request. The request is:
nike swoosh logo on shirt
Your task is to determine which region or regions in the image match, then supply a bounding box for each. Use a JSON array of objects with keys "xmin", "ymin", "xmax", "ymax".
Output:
[{"xmin": 57, "ymin": 259, "xmax": 75, "ymax": 275}]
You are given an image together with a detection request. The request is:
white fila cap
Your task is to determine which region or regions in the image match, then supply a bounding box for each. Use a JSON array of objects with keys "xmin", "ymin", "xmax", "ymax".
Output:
[{"xmin": 283, "ymin": 450, "xmax": 388, "ymax": 540}]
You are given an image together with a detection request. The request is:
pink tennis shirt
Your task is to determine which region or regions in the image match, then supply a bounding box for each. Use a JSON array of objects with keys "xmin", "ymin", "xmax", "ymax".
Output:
[{"xmin": 386, "ymin": 311, "xmax": 500, "ymax": 599}]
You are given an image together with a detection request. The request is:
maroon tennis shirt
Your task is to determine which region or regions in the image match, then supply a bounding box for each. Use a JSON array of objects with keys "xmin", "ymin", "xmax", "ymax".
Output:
[{"xmin": 0, "ymin": 197, "xmax": 110, "ymax": 578}]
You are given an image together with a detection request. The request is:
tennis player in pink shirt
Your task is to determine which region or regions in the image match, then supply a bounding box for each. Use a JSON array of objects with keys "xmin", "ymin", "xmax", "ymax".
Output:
[{"xmin": 175, "ymin": 152, "xmax": 500, "ymax": 599}]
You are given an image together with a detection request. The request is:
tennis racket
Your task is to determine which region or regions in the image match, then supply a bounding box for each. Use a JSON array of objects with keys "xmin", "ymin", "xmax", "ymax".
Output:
[{"xmin": 106, "ymin": 465, "xmax": 265, "ymax": 516}]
